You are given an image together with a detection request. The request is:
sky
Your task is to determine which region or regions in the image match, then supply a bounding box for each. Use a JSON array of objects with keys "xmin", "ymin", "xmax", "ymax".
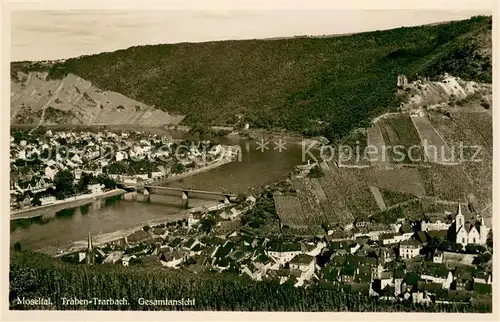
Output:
[{"xmin": 11, "ymin": 9, "xmax": 492, "ymax": 61}]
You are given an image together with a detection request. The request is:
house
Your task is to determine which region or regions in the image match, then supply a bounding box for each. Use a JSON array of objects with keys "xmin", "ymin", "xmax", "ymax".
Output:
[
  {"xmin": 103, "ymin": 251, "xmax": 125, "ymax": 264},
  {"xmin": 253, "ymin": 253, "xmax": 277, "ymax": 272},
  {"xmin": 421, "ymin": 213, "xmax": 452, "ymax": 231},
  {"xmin": 159, "ymin": 249, "xmax": 189, "ymax": 268},
  {"xmin": 412, "ymin": 231, "xmax": 429, "ymax": 244},
  {"xmin": 241, "ymin": 262, "xmax": 263, "ymax": 281},
  {"xmin": 182, "ymin": 238, "xmax": 200, "ymax": 251},
  {"xmin": 399, "ymin": 239, "xmax": 423, "ymax": 260},
  {"xmin": 87, "ymin": 184, "xmax": 105, "ymax": 194},
  {"xmin": 289, "ymin": 254, "xmax": 315, "ymax": 274},
  {"xmin": 126, "ymin": 230, "xmax": 151, "ymax": 245},
  {"xmin": 399, "ymin": 224, "xmax": 414, "ymax": 239},
  {"xmin": 220, "ymin": 207, "xmax": 241, "ymax": 220},
  {"xmin": 40, "ymin": 196, "xmax": 56, "ymax": 206},
  {"xmin": 377, "ymin": 247, "xmax": 397, "ymax": 264},
  {"xmin": 354, "ymin": 215, "xmax": 370, "ymax": 228},
  {"xmin": 419, "ymin": 263, "xmax": 454, "ymax": 290},
  {"xmin": 246, "ymin": 195, "xmax": 257, "ymax": 204},
  {"xmin": 44, "ymin": 166, "xmax": 58, "ymax": 180},
  {"xmin": 412, "ymin": 291, "xmax": 433, "ymax": 305},
  {"xmin": 452, "ymin": 267, "xmax": 473, "ymax": 291},
  {"xmin": 267, "ymin": 242, "xmax": 302, "ymax": 265},
  {"xmin": 121, "ymin": 254, "xmax": 136, "ymax": 267},
  {"xmin": 379, "ymin": 232, "xmax": 408, "ymax": 245},
  {"xmin": 301, "ymin": 241, "xmax": 326, "ymax": 257},
  {"xmin": 115, "ymin": 151, "xmax": 126, "ymax": 162},
  {"xmin": 449, "ymin": 203, "xmax": 489, "ymax": 246},
  {"xmin": 433, "ymin": 250, "xmax": 444, "ymax": 264}
]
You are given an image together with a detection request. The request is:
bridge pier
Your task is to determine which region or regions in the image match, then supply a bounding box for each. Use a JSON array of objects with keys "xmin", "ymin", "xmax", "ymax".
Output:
[
  {"xmin": 74, "ymin": 206, "xmax": 82, "ymax": 216},
  {"xmin": 181, "ymin": 191, "xmax": 189, "ymax": 209},
  {"xmin": 223, "ymin": 195, "xmax": 231, "ymax": 204},
  {"xmin": 92, "ymin": 199, "xmax": 103, "ymax": 211},
  {"xmin": 40, "ymin": 211, "xmax": 56, "ymax": 223}
]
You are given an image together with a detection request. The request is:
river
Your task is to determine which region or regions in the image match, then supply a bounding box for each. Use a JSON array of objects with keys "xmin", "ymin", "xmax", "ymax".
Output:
[{"xmin": 10, "ymin": 132, "xmax": 312, "ymax": 253}]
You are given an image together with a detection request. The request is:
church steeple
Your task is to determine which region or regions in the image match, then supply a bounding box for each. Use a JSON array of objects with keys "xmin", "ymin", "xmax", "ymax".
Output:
[
  {"xmin": 455, "ymin": 202, "xmax": 464, "ymax": 233},
  {"xmin": 86, "ymin": 231, "xmax": 94, "ymax": 265}
]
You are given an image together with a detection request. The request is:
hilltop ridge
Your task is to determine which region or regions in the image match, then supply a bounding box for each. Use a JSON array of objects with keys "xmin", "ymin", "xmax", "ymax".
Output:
[{"xmin": 10, "ymin": 16, "xmax": 491, "ymax": 141}]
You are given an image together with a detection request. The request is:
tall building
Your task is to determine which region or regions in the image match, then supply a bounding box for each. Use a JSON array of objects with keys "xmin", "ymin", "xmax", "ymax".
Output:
[
  {"xmin": 451, "ymin": 203, "xmax": 489, "ymax": 247},
  {"xmin": 86, "ymin": 231, "xmax": 95, "ymax": 265}
]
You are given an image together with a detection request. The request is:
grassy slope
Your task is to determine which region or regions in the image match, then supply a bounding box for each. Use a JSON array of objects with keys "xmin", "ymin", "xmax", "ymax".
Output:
[
  {"xmin": 11, "ymin": 16, "xmax": 491, "ymax": 141},
  {"xmin": 9, "ymin": 250, "xmax": 490, "ymax": 312}
]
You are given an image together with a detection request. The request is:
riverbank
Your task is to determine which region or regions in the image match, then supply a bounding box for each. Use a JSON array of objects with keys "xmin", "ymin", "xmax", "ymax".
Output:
[
  {"xmin": 47, "ymin": 203, "xmax": 213, "ymax": 258},
  {"xmin": 11, "ymin": 123, "xmax": 324, "ymax": 147},
  {"xmin": 157, "ymin": 157, "xmax": 235, "ymax": 185}
]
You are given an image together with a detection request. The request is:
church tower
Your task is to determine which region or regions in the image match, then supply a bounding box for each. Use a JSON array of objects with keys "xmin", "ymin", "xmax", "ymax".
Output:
[
  {"xmin": 86, "ymin": 231, "xmax": 95, "ymax": 265},
  {"xmin": 455, "ymin": 202, "xmax": 464, "ymax": 233},
  {"xmin": 479, "ymin": 215, "xmax": 489, "ymax": 245}
]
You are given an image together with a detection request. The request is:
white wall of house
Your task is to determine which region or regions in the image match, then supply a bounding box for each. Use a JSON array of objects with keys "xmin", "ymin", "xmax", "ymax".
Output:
[
  {"xmin": 267, "ymin": 251, "xmax": 301, "ymax": 265},
  {"xmin": 399, "ymin": 246, "xmax": 422, "ymax": 260},
  {"xmin": 421, "ymin": 222, "xmax": 451, "ymax": 231}
]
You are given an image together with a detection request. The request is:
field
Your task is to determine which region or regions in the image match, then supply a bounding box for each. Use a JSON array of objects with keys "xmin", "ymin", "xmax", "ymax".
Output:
[
  {"xmin": 364, "ymin": 167, "xmax": 426, "ymax": 197},
  {"xmin": 273, "ymin": 194, "xmax": 307, "ymax": 229},
  {"xmin": 369, "ymin": 186, "xmax": 387, "ymax": 210},
  {"xmin": 429, "ymin": 111, "xmax": 492, "ymax": 212},
  {"xmin": 411, "ymin": 116, "xmax": 455, "ymax": 164},
  {"xmin": 366, "ymin": 125, "xmax": 390, "ymax": 166},
  {"xmin": 376, "ymin": 115, "xmax": 426, "ymax": 164},
  {"xmin": 379, "ymin": 188, "xmax": 417, "ymax": 208},
  {"xmin": 425, "ymin": 165, "xmax": 476, "ymax": 203}
]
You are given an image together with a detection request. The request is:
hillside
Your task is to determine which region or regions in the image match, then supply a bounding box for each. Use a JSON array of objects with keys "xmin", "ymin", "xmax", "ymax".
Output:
[
  {"xmin": 10, "ymin": 71, "xmax": 184, "ymax": 126},
  {"xmin": 10, "ymin": 16, "xmax": 491, "ymax": 140},
  {"xmin": 9, "ymin": 250, "xmax": 490, "ymax": 312}
]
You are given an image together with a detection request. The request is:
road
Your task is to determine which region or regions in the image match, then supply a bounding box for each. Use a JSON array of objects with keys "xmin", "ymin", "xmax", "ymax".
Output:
[{"xmin": 10, "ymin": 189, "xmax": 126, "ymax": 220}]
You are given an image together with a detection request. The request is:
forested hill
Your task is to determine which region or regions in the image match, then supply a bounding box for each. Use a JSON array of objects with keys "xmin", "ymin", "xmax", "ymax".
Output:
[{"xmin": 11, "ymin": 16, "xmax": 491, "ymax": 140}]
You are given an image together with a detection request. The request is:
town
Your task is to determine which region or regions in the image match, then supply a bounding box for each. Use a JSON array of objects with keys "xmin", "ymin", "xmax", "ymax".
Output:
[
  {"xmin": 9, "ymin": 128, "xmax": 239, "ymax": 210},
  {"xmin": 63, "ymin": 162, "xmax": 493, "ymax": 307}
]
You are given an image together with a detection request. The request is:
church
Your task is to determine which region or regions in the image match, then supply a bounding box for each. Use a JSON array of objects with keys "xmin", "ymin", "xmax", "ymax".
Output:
[{"xmin": 448, "ymin": 203, "xmax": 489, "ymax": 247}]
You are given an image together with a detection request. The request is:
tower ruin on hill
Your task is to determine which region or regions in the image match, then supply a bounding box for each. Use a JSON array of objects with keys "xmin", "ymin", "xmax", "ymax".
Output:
[{"xmin": 397, "ymin": 74, "xmax": 408, "ymax": 87}]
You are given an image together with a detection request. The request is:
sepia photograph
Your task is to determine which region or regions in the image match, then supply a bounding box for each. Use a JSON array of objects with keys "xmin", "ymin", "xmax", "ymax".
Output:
[{"xmin": 3, "ymin": 0, "xmax": 497, "ymax": 318}]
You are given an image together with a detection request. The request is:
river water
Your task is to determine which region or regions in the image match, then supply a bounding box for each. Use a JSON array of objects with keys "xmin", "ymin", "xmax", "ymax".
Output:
[{"xmin": 10, "ymin": 133, "xmax": 311, "ymax": 252}]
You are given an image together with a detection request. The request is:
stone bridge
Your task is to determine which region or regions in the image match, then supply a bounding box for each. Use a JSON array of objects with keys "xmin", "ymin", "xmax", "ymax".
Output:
[{"xmin": 141, "ymin": 185, "xmax": 237, "ymax": 208}]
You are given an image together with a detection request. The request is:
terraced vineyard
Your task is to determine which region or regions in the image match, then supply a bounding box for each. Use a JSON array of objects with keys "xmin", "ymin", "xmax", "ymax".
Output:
[
  {"xmin": 273, "ymin": 104, "xmax": 491, "ymax": 231},
  {"xmin": 364, "ymin": 167, "xmax": 426, "ymax": 197},
  {"xmin": 273, "ymin": 194, "xmax": 307, "ymax": 229},
  {"xmin": 426, "ymin": 164, "xmax": 476, "ymax": 202},
  {"xmin": 411, "ymin": 116, "xmax": 455, "ymax": 164},
  {"xmin": 291, "ymin": 177, "xmax": 327, "ymax": 233},
  {"xmin": 380, "ymin": 188, "xmax": 418, "ymax": 208}
]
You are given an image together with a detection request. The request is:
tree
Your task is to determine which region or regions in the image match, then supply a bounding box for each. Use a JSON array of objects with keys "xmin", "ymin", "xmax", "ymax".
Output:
[
  {"xmin": 53, "ymin": 170, "xmax": 75, "ymax": 200},
  {"xmin": 76, "ymin": 172, "xmax": 94, "ymax": 193},
  {"xmin": 96, "ymin": 174, "xmax": 117, "ymax": 190},
  {"xmin": 13, "ymin": 242, "xmax": 22, "ymax": 252},
  {"xmin": 308, "ymin": 165, "xmax": 325, "ymax": 178},
  {"xmin": 31, "ymin": 195, "xmax": 42, "ymax": 207},
  {"xmin": 200, "ymin": 218, "xmax": 216, "ymax": 234},
  {"xmin": 171, "ymin": 163, "xmax": 186, "ymax": 174}
]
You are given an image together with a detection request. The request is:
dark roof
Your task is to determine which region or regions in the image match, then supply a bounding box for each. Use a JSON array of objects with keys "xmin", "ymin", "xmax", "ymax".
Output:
[
  {"xmin": 267, "ymin": 242, "xmax": 301, "ymax": 252},
  {"xmin": 400, "ymin": 239, "xmax": 423, "ymax": 248},
  {"xmin": 289, "ymin": 254, "xmax": 315, "ymax": 265},
  {"xmin": 413, "ymin": 231, "xmax": 428, "ymax": 243},
  {"xmin": 419, "ymin": 263, "xmax": 450, "ymax": 278},
  {"xmin": 404, "ymin": 271, "xmax": 420, "ymax": 285}
]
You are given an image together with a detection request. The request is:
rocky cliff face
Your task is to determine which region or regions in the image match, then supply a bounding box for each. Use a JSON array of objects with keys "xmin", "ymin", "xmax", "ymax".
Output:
[
  {"xmin": 10, "ymin": 71, "xmax": 185, "ymax": 126},
  {"xmin": 397, "ymin": 74, "xmax": 492, "ymax": 114}
]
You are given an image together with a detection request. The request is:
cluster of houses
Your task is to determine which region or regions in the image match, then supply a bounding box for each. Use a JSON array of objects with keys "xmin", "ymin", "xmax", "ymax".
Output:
[
  {"xmin": 10, "ymin": 128, "xmax": 238, "ymax": 210},
  {"xmin": 67, "ymin": 193, "xmax": 492, "ymax": 305}
]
